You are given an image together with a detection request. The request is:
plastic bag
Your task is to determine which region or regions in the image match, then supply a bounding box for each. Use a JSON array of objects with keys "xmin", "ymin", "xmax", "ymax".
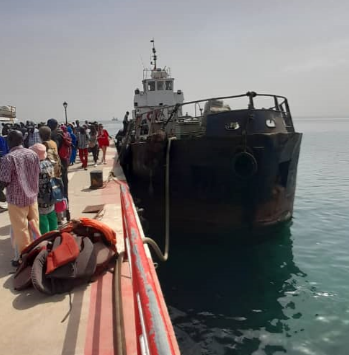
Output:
[
  {"xmin": 55, "ymin": 198, "xmax": 67, "ymax": 213},
  {"xmin": 51, "ymin": 177, "xmax": 64, "ymax": 203}
]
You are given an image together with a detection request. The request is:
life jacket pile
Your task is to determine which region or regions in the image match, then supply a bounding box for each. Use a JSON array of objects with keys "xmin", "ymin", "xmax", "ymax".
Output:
[{"xmin": 13, "ymin": 218, "xmax": 118, "ymax": 295}]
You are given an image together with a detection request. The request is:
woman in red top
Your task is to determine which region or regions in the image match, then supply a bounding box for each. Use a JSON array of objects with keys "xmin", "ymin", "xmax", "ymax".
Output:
[{"xmin": 97, "ymin": 124, "xmax": 110, "ymax": 164}]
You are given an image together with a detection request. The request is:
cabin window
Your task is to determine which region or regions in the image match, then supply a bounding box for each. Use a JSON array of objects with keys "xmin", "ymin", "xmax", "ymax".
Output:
[
  {"xmin": 166, "ymin": 81, "xmax": 173, "ymax": 90},
  {"xmin": 148, "ymin": 81, "xmax": 155, "ymax": 91},
  {"xmin": 157, "ymin": 81, "xmax": 164, "ymax": 90}
]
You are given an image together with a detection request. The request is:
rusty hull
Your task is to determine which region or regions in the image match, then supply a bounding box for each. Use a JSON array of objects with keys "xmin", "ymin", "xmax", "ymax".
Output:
[{"xmin": 125, "ymin": 132, "xmax": 302, "ymax": 234}]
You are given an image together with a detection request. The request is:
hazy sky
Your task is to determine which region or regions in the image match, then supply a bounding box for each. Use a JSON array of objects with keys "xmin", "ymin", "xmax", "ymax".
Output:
[{"xmin": 1, "ymin": 0, "xmax": 349, "ymax": 122}]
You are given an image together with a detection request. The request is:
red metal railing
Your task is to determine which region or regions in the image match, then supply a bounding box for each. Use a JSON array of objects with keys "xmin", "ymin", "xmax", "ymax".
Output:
[{"xmin": 120, "ymin": 183, "xmax": 180, "ymax": 355}]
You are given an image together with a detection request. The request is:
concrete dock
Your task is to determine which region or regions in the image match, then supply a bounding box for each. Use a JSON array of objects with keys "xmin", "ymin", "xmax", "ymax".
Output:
[{"xmin": 0, "ymin": 148, "xmax": 129, "ymax": 355}]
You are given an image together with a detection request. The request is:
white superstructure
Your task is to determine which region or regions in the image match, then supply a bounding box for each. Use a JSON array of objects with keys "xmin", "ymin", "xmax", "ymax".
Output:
[
  {"xmin": 134, "ymin": 67, "xmax": 184, "ymax": 109},
  {"xmin": 0, "ymin": 105, "xmax": 16, "ymax": 125},
  {"xmin": 132, "ymin": 41, "xmax": 184, "ymax": 138}
]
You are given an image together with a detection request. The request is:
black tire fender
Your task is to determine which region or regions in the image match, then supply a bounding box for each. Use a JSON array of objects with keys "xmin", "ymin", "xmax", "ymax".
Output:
[{"xmin": 232, "ymin": 151, "xmax": 258, "ymax": 178}]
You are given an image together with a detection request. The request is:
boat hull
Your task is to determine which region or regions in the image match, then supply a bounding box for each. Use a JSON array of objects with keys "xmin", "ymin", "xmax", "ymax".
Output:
[{"xmin": 122, "ymin": 132, "xmax": 302, "ymax": 234}]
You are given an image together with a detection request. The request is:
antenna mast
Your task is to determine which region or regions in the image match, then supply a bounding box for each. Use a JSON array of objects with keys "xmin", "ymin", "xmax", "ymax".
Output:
[{"xmin": 150, "ymin": 39, "xmax": 157, "ymax": 70}]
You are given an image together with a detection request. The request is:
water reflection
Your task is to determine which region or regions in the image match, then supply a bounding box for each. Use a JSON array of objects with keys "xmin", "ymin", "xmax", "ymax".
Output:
[{"xmin": 157, "ymin": 225, "xmax": 307, "ymax": 355}]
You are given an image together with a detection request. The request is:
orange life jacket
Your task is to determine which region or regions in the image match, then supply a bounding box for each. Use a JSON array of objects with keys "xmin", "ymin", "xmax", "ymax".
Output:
[{"xmin": 61, "ymin": 217, "xmax": 117, "ymax": 252}]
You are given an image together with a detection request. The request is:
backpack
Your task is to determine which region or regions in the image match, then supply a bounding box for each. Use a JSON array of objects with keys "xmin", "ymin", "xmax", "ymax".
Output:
[
  {"xmin": 58, "ymin": 132, "xmax": 72, "ymax": 161},
  {"xmin": 43, "ymin": 141, "xmax": 62, "ymax": 178},
  {"xmin": 51, "ymin": 177, "xmax": 64, "ymax": 203},
  {"xmin": 40, "ymin": 180, "xmax": 53, "ymax": 205}
]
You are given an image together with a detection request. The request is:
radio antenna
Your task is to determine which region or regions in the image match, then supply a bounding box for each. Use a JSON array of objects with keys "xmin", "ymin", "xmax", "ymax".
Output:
[{"xmin": 150, "ymin": 39, "xmax": 157, "ymax": 70}]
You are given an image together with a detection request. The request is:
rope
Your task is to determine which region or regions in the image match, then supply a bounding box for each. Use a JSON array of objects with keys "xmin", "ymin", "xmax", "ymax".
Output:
[
  {"xmin": 142, "ymin": 137, "xmax": 176, "ymax": 262},
  {"xmin": 110, "ymin": 137, "xmax": 175, "ymax": 262},
  {"xmin": 61, "ymin": 291, "xmax": 73, "ymax": 323},
  {"xmin": 114, "ymin": 252, "xmax": 126, "ymax": 355}
]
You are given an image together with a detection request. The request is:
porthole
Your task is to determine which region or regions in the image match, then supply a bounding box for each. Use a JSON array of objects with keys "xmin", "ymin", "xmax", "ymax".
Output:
[
  {"xmin": 225, "ymin": 122, "xmax": 240, "ymax": 130},
  {"xmin": 266, "ymin": 119, "xmax": 276, "ymax": 128}
]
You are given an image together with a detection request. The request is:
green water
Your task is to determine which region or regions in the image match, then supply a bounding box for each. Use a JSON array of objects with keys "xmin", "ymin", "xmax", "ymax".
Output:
[{"xmin": 157, "ymin": 118, "xmax": 349, "ymax": 355}]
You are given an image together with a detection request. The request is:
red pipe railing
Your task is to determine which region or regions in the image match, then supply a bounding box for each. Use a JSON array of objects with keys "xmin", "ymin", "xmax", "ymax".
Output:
[{"xmin": 120, "ymin": 183, "xmax": 180, "ymax": 355}]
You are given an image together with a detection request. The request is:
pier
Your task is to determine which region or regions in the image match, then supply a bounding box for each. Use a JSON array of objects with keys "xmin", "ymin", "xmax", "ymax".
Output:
[{"xmin": 0, "ymin": 147, "xmax": 179, "ymax": 355}]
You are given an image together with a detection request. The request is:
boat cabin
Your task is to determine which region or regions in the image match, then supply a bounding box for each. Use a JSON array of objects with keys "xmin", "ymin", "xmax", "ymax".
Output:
[
  {"xmin": 132, "ymin": 41, "xmax": 185, "ymax": 140},
  {"xmin": 134, "ymin": 67, "xmax": 184, "ymax": 109},
  {"xmin": 0, "ymin": 105, "xmax": 16, "ymax": 122}
]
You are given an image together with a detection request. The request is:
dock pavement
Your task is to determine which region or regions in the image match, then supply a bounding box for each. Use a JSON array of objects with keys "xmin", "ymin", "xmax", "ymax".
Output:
[{"xmin": 0, "ymin": 147, "xmax": 131, "ymax": 355}]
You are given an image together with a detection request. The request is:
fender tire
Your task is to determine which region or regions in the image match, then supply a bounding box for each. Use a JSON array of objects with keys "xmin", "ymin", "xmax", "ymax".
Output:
[{"xmin": 232, "ymin": 151, "xmax": 258, "ymax": 179}]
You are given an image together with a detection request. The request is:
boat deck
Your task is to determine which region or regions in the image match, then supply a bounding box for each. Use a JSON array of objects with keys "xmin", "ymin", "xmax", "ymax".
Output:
[{"xmin": 0, "ymin": 149, "xmax": 140, "ymax": 355}]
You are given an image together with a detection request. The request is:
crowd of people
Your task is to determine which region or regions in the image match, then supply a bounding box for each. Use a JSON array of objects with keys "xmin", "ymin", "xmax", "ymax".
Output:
[{"xmin": 0, "ymin": 118, "xmax": 111, "ymax": 267}]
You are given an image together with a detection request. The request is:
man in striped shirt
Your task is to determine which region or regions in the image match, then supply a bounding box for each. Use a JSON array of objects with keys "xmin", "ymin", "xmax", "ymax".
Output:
[
  {"xmin": 77, "ymin": 126, "xmax": 89, "ymax": 170},
  {"xmin": 0, "ymin": 130, "xmax": 40, "ymax": 264},
  {"xmin": 26, "ymin": 125, "xmax": 42, "ymax": 147}
]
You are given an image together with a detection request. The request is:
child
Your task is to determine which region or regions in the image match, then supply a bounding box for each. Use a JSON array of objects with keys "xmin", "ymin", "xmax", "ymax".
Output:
[{"xmin": 30, "ymin": 143, "xmax": 58, "ymax": 234}]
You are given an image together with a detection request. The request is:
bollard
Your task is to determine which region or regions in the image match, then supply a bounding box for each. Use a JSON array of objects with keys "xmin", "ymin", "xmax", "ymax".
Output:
[{"xmin": 90, "ymin": 170, "xmax": 103, "ymax": 189}]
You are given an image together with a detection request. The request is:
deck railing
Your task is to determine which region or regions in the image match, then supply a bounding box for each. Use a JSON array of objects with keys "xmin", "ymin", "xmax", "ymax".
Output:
[{"xmin": 120, "ymin": 183, "xmax": 180, "ymax": 355}]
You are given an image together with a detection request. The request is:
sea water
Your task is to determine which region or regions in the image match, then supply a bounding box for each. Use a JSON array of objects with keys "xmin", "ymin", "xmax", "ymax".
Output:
[
  {"xmin": 155, "ymin": 118, "xmax": 349, "ymax": 355},
  {"xmin": 99, "ymin": 120, "xmax": 123, "ymax": 137}
]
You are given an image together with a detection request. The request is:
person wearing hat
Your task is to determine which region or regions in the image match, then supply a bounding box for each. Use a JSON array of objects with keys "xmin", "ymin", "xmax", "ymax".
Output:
[
  {"xmin": 0, "ymin": 130, "xmax": 40, "ymax": 265},
  {"xmin": 30, "ymin": 143, "xmax": 58, "ymax": 234}
]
